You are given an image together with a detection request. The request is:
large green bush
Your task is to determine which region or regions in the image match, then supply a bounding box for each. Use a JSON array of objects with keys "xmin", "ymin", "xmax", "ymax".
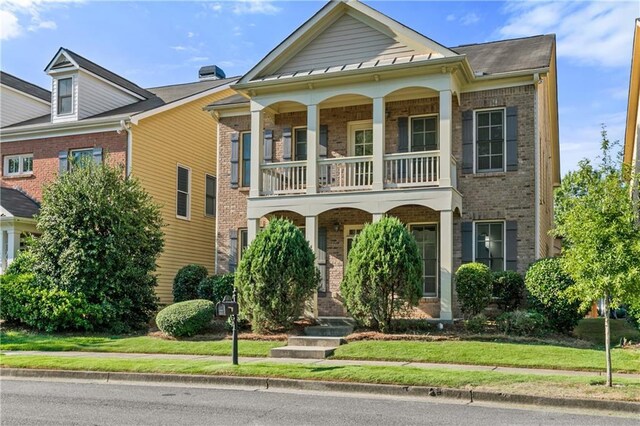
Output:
[
  {"xmin": 525, "ymin": 258, "xmax": 585, "ymax": 333},
  {"xmin": 197, "ymin": 274, "xmax": 234, "ymax": 304},
  {"xmin": 156, "ymin": 299, "xmax": 215, "ymax": 337},
  {"xmin": 31, "ymin": 158, "xmax": 164, "ymax": 332},
  {"xmin": 496, "ymin": 310, "xmax": 548, "ymax": 337},
  {"xmin": 455, "ymin": 263, "xmax": 493, "ymax": 317},
  {"xmin": 5, "ymin": 249, "xmax": 37, "ymax": 275},
  {"xmin": 0, "ymin": 274, "xmax": 100, "ymax": 332},
  {"xmin": 173, "ymin": 264, "xmax": 208, "ymax": 302},
  {"xmin": 340, "ymin": 217, "xmax": 422, "ymax": 332},
  {"xmin": 492, "ymin": 270, "xmax": 525, "ymax": 312},
  {"xmin": 235, "ymin": 218, "xmax": 319, "ymax": 332}
]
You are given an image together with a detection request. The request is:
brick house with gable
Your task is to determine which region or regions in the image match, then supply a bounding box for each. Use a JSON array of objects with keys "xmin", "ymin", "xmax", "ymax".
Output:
[{"xmin": 207, "ymin": 0, "xmax": 560, "ymax": 320}]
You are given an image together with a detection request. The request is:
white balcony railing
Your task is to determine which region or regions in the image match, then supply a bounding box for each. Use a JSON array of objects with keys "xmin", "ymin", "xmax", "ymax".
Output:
[
  {"xmin": 384, "ymin": 151, "xmax": 440, "ymax": 188},
  {"xmin": 260, "ymin": 161, "xmax": 307, "ymax": 195},
  {"xmin": 318, "ymin": 156, "xmax": 373, "ymax": 192}
]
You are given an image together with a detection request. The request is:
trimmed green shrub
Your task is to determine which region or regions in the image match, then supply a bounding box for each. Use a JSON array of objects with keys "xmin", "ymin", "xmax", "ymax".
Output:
[
  {"xmin": 236, "ymin": 218, "xmax": 319, "ymax": 332},
  {"xmin": 0, "ymin": 274, "xmax": 100, "ymax": 332},
  {"xmin": 525, "ymin": 258, "xmax": 585, "ymax": 334},
  {"xmin": 32, "ymin": 158, "xmax": 164, "ymax": 332},
  {"xmin": 155, "ymin": 299, "xmax": 215, "ymax": 337},
  {"xmin": 455, "ymin": 263, "xmax": 493, "ymax": 317},
  {"xmin": 390, "ymin": 319, "xmax": 434, "ymax": 334},
  {"xmin": 340, "ymin": 217, "xmax": 422, "ymax": 332},
  {"xmin": 197, "ymin": 274, "xmax": 234, "ymax": 304},
  {"xmin": 492, "ymin": 270, "xmax": 525, "ymax": 312},
  {"xmin": 4, "ymin": 249, "xmax": 37, "ymax": 275},
  {"xmin": 464, "ymin": 313, "xmax": 487, "ymax": 334},
  {"xmin": 173, "ymin": 264, "xmax": 208, "ymax": 302},
  {"xmin": 497, "ymin": 310, "xmax": 548, "ymax": 337}
]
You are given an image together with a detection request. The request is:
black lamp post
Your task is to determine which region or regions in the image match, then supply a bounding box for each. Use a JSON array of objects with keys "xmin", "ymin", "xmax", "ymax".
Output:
[{"xmin": 232, "ymin": 287, "xmax": 238, "ymax": 366}]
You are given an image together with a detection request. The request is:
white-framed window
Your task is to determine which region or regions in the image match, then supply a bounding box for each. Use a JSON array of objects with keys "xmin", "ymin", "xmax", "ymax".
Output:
[
  {"xmin": 70, "ymin": 148, "xmax": 93, "ymax": 167},
  {"xmin": 3, "ymin": 154, "xmax": 33, "ymax": 176},
  {"xmin": 409, "ymin": 223, "xmax": 439, "ymax": 297},
  {"xmin": 294, "ymin": 127, "xmax": 307, "ymax": 161},
  {"xmin": 475, "ymin": 109, "xmax": 505, "ymax": 172},
  {"xmin": 410, "ymin": 115, "xmax": 438, "ymax": 152},
  {"xmin": 205, "ymin": 174, "xmax": 216, "ymax": 217},
  {"xmin": 239, "ymin": 228, "xmax": 248, "ymax": 260},
  {"xmin": 176, "ymin": 164, "xmax": 191, "ymax": 220},
  {"xmin": 473, "ymin": 221, "xmax": 505, "ymax": 272},
  {"xmin": 240, "ymin": 132, "xmax": 251, "ymax": 187},
  {"xmin": 57, "ymin": 77, "xmax": 73, "ymax": 115},
  {"xmin": 348, "ymin": 120, "xmax": 373, "ymax": 157},
  {"xmin": 343, "ymin": 225, "xmax": 364, "ymax": 272}
]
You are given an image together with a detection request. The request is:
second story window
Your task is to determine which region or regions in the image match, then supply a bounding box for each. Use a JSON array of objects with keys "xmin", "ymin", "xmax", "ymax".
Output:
[
  {"xmin": 410, "ymin": 116, "xmax": 438, "ymax": 152},
  {"xmin": 241, "ymin": 132, "xmax": 251, "ymax": 187},
  {"xmin": 176, "ymin": 165, "xmax": 190, "ymax": 219},
  {"xmin": 4, "ymin": 154, "xmax": 33, "ymax": 176},
  {"xmin": 476, "ymin": 110, "xmax": 505, "ymax": 172},
  {"xmin": 57, "ymin": 77, "xmax": 73, "ymax": 115},
  {"xmin": 294, "ymin": 127, "xmax": 307, "ymax": 161}
]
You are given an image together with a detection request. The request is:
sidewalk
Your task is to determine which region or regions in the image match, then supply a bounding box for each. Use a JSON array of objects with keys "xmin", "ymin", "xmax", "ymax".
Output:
[{"xmin": 3, "ymin": 350, "xmax": 639, "ymax": 379}]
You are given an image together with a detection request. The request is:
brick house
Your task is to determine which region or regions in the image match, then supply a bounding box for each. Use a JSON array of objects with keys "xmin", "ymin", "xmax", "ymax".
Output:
[
  {"xmin": 207, "ymin": 0, "xmax": 560, "ymax": 320},
  {"xmin": 624, "ymin": 19, "xmax": 639, "ymax": 189},
  {"xmin": 1, "ymin": 49, "xmax": 238, "ymax": 299}
]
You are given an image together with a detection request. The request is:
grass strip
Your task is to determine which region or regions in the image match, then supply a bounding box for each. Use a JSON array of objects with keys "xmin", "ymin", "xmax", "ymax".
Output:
[
  {"xmin": 0, "ymin": 331, "xmax": 282, "ymax": 357},
  {"xmin": 333, "ymin": 340, "xmax": 640, "ymax": 373},
  {"xmin": 1, "ymin": 354, "xmax": 639, "ymax": 402}
]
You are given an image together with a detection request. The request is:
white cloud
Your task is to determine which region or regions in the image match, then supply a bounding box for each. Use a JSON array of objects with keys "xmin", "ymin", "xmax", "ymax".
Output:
[
  {"xmin": 0, "ymin": 0, "xmax": 75, "ymax": 40},
  {"xmin": 189, "ymin": 56, "xmax": 209, "ymax": 63},
  {"xmin": 208, "ymin": 2, "xmax": 222, "ymax": 13},
  {"xmin": 460, "ymin": 12, "xmax": 479, "ymax": 26},
  {"xmin": 170, "ymin": 45, "xmax": 187, "ymax": 51},
  {"xmin": 232, "ymin": 0, "xmax": 280, "ymax": 15},
  {"xmin": 0, "ymin": 9, "xmax": 22, "ymax": 40},
  {"xmin": 28, "ymin": 19, "xmax": 56, "ymax": 31},
  {"xmin": 187, "ymin": 31, "xmax": 195, "ymax": 38},
  {"xmin": 232, "ymin": 25, "xmax": 242, "ymax": 36},
  {"xmin": 498, "ymin": 1, "xmax": 637, "ymax": 68},
  {"xmin": 446, "ymin": 14, "xmax": 456, "ymax": 22}
]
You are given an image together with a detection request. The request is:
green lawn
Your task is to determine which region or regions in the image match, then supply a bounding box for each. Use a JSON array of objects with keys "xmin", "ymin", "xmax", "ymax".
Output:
[
  {"xmin": 574, "ymin": 319, "xmax": 640, "ymax": 347},
  {"xmin": 0, "ymin": 331, "xmax": 283, "ymax": 357},
  {"xmin": 2, "ymin": 354, "xmax": 638, "ymax": 402},
  {"xmin": 333, "ymin": 340, "xmax": 640, "ymax": 373}
]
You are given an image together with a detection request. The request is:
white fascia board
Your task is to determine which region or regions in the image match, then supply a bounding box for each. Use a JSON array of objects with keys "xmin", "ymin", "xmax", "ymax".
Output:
[
  {"xmin": 1, "ymin": 84, "xmax": 51, "ymax": 106},
  {"xmin": 0, "ymin": 116, "xmax": 128, "ymax": 143},
  {"xmin": 45, "ymin": 49, "xmax": 80, "ymax": 73},
  {"xmin": 130, "ymin": 81, "xmax": 236, "ymax": 125}
]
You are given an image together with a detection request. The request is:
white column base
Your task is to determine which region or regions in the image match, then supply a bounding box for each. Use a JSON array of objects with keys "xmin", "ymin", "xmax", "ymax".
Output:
[
  {"xmin": 439, "ymin": 210, "xmax": 454, "ymax": 320},
  {"xmin": 247, "ymin": 218, "xmax": 260, "ymax": 244},
  {"xmin": 305, "ymin": 215, "xmax": 319, "ymax": 318}
]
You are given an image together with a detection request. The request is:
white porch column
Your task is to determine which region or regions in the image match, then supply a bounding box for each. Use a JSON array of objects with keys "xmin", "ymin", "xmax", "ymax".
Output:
[
  {"xmin": 247, "ymin": 218, "xmax": 260, "ymax": 244},
  {"xmin": 372, "ymin": 97, "xmax": 386, "ymax": 191},
  {"xmin": 372, "ymin": 213, "xmax": 384, "ymax": 222},
  {"xmin": 250, "ymin": 102, "xmax": 264, "ymax": 198},
  {"xmin": 439, "ymin": 90, "xmax": 452, "ymax": 187},
  {"xmin": 306, "ymin": 104, "xmax": 319, "ymax": 195},
  {"xmin": 6, "ymin": 230, "xmax": 21, "ymax": 269},
  {"xmin": 305, "ymin": 215, "xmax": 319, "ymax": 317},
  {"xmin": 439, "ymin": 210, "xmax": 454, "ymax": 321},
  {"xmin": 0, "ymin": 230, "xmax": 6, "ymax": 273}
]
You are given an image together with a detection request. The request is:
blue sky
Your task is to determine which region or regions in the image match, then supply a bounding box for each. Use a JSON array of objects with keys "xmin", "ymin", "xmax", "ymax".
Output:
[{"xmin": 1, "ymin": 0, "xmax": 638, "ymax": 174}]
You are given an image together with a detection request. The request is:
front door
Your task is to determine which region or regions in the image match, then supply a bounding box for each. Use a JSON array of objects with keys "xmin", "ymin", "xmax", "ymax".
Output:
[{"xmin": 410, "ymin": 224, "xmax": 438, "ymax": 297}]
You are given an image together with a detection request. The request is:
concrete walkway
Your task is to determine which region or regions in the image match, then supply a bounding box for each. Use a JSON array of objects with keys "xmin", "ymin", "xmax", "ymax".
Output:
[{"xmin": 3, "ymin": 350, "xmax": 639, "ymax": 379}]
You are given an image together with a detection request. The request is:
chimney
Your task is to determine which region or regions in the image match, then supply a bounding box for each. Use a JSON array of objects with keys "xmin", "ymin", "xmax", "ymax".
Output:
[{"xmin": 199, "ymin": 65, "xmax": 226, "ymax": 80}]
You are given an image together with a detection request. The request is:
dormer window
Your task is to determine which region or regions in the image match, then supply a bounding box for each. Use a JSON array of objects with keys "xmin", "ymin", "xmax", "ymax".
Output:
[{"xmin": 57, "ymin": 78, "xmax": 73, "ymax": 115}]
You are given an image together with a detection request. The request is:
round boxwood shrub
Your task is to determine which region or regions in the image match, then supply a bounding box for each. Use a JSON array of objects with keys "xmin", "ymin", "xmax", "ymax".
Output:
[
  {"xmin": 492, "ymin": 270, "xmax": 525, "ymax": 312},
  {"xmin": 5, "ymin": 249, "xmax": 37, "ymax": 275},
  {"xmin": 235, "ymin": 218, "xmax": 319, "ymax": 333},
  {"xmin": 525, "ymin": 258, "xmax": 585, "ymax": 334},
  {"xmin": 340, "ymin": 216, "xmax": 422, "ymax": 332},
  {"xmin": 455, "ymin": 262, "xmax": 493, "ymax": 317},
  {"xmin": 197, "ymin": 274, "xmax": 234, "ymax": 304},
  {"xmin": 173, "ymin": 264, "xmax": 208, "ymax": 302},
  {"xmin": 464, "ymin": 313, "xmax": 487, "ymax": 334},
  {"xmin": 156, "ymin": 299, "xmax": 215, "ymax": 337},
  {"xmin": 496, "ymin": 310, "xmax": 548, "ymax": 337}
]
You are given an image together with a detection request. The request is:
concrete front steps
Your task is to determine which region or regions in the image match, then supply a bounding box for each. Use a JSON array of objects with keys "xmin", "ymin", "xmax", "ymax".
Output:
[{"xmin": 269, "ymin": 318, "xmax": 354, "ymax": 359}]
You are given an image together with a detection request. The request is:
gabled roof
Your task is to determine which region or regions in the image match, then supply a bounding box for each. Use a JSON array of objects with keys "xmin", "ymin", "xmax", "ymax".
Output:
[
  {"xmin": 0, "ymin": 71, "xmax": 51, "ymax": 103},
  {"xmin": 0, "ymin": 187, "xmax": 40, "ymax": 219},
  {"xmin": 452, "ymin": 35, "xmax": 555, "ymax": 75},
  {"xmin": 238, "ymin": 0, "xmax": 456, "ymax": 85},
  {"xmin": 44, "ymin": 47, "xmax": 154, "ymax": 99}
]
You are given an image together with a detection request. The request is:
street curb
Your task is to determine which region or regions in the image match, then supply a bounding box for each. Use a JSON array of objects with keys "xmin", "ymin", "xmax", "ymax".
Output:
[{"xmin": 2, "ymin": 368, "xmax": 638, "ymax": 414}]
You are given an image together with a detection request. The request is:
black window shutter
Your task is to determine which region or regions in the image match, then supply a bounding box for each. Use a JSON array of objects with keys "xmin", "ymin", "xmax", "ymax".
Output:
[
  {"xmin": 506, "ymin": 106, "xmax": 518, "ymax": 171},
  {"xmin": 505, "ymin": 221, "xmax": 518, "ymax": 271},
  {"xmin": 58, "ymin": 151, "xmax": 68, "ymax": 175},
  {"xmin": 397, "ymin": 117, "xmax": 408, "ymax": 153},
  {"xmin": 92, "ymin": 147, "xmax": 103, "ymax": 164},
  {"xmin": 462, "ymin": 110, "xmax": 473, "ymax": 174},
  {"xmin": 283, "ymin": 127, "xmax": 292, "ymax": 161},
  {"xmin": 319, "ymin": 125, "xmax": 328, "ymax": 158},
  {"xmin": 230, "ymin": 132, "xmax": 239, "ymax": 188},
  {"xmin": 318, "ymin": 227, "xmax": 327, "ymax": 292},
  {"xmin": 264, "ymin": 129, "xmax": 273, "ymax": 163},
  {"xmin": 229, "ymin": 229, "xmax": 238, "ymax": 272},
  {"xmin": 461, "ymin": 221, "xmax": 473, "ymax": 263}
]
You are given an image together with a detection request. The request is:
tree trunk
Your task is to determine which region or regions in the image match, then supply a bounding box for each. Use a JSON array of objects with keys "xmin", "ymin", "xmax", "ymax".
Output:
[{"xmin": 603, "ymin": 294, "xmax": 612, "ymax": 387}]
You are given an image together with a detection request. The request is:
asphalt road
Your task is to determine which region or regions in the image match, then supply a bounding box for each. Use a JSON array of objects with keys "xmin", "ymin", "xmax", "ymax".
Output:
[{"xmin": 1, "ymin": 378, "xmax": 637, "ymax": 425}]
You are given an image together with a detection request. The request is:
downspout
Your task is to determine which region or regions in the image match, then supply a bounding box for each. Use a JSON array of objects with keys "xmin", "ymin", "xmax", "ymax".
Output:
[
  {"xmin": 533, "ymin": 76, "xmax": 541, "ymax": 259},
  {"xmin": 214, "ymin": 112, "xmax": 221, "ymax": 274},
  {"xmin": 119, "ymin": 119, "xmax": 132, "ymax": 176}
]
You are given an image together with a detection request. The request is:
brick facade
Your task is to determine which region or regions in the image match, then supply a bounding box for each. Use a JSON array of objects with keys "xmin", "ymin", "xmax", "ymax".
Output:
[
  {"xmin": 0, "ymin": 131, "xmax": 127, "ymax": 201},
  {"xmin": 216, "ymin": 85, "xmax": 540, "ymax": 318}
]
